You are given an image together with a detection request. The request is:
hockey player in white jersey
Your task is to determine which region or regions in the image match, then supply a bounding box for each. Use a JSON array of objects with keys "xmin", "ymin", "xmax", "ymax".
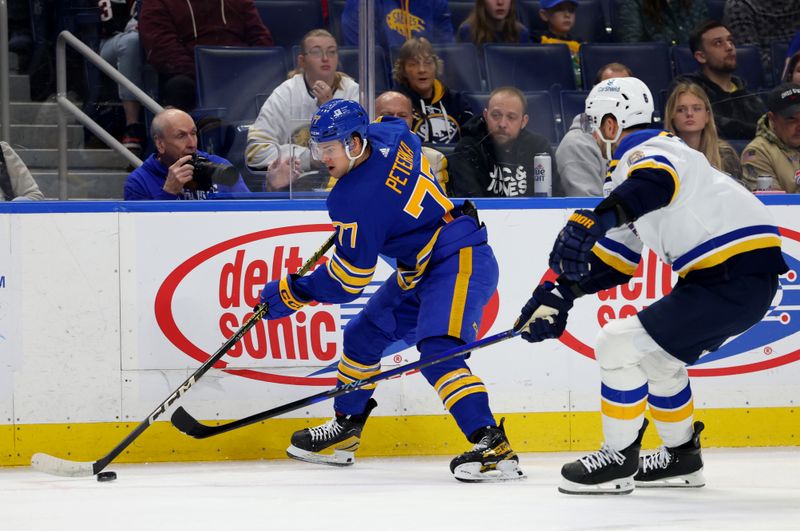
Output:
[{"xmin": 514, "ymin": 77, "xmax": 788, "ymax": 495}]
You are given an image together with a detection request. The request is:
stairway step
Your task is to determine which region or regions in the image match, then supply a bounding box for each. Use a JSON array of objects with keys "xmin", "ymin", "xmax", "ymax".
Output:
[
  {"xmin": 8, "ymin": 124, "xmax": 84, "ymax": 149},
  {"xmin": 31, "ymin": 171, "xmax": 129, "ymax": 200},
  {"xmin": 10, "ymin": 75, "xmax": 30, "ymax": 101},
  {"xmin": 15, "ymin": 148, "xmax": 132, "ymax": 169},
  {"xmin": 3, "ymin": 102, "xmax": 78, "ymax": 125}
]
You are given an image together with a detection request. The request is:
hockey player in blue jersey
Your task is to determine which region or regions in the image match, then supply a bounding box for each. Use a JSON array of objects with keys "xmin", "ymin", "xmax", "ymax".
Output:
[
  {"xmin": 515, "ymin": 77, "xmax": 788, "ymax": 495},
  {"xmin": 258, "ymin": 99, "xmax": 525, "ymax": 482}
]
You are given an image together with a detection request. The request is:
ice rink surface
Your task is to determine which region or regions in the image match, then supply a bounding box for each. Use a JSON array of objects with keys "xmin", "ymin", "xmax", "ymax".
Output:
[{"xmin": 3, "ymin": 447, "xmax": 799, "ymax": 531}]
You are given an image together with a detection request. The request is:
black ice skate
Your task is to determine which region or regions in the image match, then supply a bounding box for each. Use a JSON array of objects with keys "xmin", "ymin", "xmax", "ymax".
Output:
[
  {"xmin": 286, "ymin": 399, "xmax": 377, "ymax": 467},
  {"xmin": 559, "ymin": 418, "xmax": 649, "ymax": 495},
  {"xmin": 450, "ymin": 418, "xmax": 526, "ymax": 482},
  {"xmin": 635, "ymin": 421, "xmax": 705, "ymax": 488}
]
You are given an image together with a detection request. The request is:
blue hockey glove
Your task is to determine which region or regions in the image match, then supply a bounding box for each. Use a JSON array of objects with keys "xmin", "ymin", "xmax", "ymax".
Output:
[
  {"xmin": 259, "ymin": 274, "xmax": 309, "ymax": 319},
  {"xmin": 514, "ymin": 282, "xmax": 575, "ymax": 343},
  {"xmin": 549, "ymin": 209, "xmax": 607, "ymax": 281}
]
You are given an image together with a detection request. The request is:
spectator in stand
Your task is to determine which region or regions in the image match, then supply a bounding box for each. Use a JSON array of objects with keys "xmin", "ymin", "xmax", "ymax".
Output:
[
  {"xmin": 457, "ymin": 0, "xmax": 530, "ymax": 46},
  {"xmin": 246, "ymin": 29, "xmax": 359, "ymax": 191},
  {"xmin": 342, "ymin": 0, "xmax": 454, "ymax": 48},
  {"xmin": 724, "ymin": 0, "xmax": 800, "ymax": 74},
  {"xmin": 448, "ymin": 86, "xmax": 558, "ymax": 197},
  {"xmin": 784, "ymin": 32, "xmax": 800, "ymax": 78},
  {"xmin": 617, "ymin": 0, "xmax": 707, "ymax": 45},
  {"xmin": 672, "ymin": 21, "xmax": 764, "ymax": 140},
  {"xmin": 98, "ymin": 0, "xmax": 146, "ymax": 155},
  {"xmin": 741, "ymin": 83, "xmax": 800, "ymax": 194},
  {"xmin": 374, "ymin": 91, "xmax": 449, "ymax": 191},
  {"xmin": 532, "ymin": 0, "xmax": 581, "ymax": 85},
  {"xmin": 392, "ymin": 37, "xmax": 474, "ymax": 145},
  {"xmin": 664, "ymin": 82, "xmax": 743, "ymax": 180},
  {"xmin": 0, "ymin": 142, "xmax": 45, "ymax": 200},
  {"xmin": 139, "ymin": 0, "xmax": 273, "ymax": 111},
  {"xmin": 783, "ymin": 52, "xmax": 800, "ymax": 84},
  {"xmin": 556, "ymin": 62, "xmax": 631, "ymax": 196},
  {"xmin": 125, "ymin": 109, "xmax": 250, "ymax": 200}
]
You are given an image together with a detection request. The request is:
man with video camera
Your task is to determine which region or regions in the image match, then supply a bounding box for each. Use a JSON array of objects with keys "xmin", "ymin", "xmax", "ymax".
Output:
[{"xmin": 124, "ymin": 108, "xmax": 250, "ymax": 200}]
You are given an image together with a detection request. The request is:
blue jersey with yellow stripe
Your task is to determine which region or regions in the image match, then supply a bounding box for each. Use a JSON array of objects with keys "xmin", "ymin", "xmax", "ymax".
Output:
[
  {"xmin": 294, "ymin": 116, "xmax": 464, "ymax": 303},
  {"xmin": 580, "ymin": 129, "xmax": 786, "ymax": 290}
]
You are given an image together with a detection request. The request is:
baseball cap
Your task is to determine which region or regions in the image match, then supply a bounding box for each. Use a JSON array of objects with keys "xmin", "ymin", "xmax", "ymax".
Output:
[
  {"xmin": 767, "ymin": 83, "xmax": 800, "ymax": 118},
  {"xmin": 540, "ymin": 0, "xmax": 578, "ymax": 9}
]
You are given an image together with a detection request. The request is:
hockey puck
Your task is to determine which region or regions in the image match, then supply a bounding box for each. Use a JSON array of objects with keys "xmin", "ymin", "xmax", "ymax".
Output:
[{"xmin": 96, "ymin": 471, "xmax": 117, "ymax": 482}]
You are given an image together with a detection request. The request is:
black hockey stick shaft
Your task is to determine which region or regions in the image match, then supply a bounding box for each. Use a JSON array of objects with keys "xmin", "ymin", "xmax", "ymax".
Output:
[
  {"xmin": 31, "ymin": 233, "xmax": 335, "ymax": 477},
  {"xmin": 171, "ymin": 328, "xmax": 520, "ymax": 439}
]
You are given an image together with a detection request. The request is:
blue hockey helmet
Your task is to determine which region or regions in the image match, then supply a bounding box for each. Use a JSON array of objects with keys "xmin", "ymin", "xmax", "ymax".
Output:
[
  {"xmin": 309, "ymin": 99, "xmax": 369, "ymax": 162},
  {"xmin": 310, "ymin": 99, "xmax": 369, "ymax": 144}
]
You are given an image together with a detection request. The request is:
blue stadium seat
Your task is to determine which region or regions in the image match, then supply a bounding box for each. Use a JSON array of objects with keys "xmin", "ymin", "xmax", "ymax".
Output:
[
  {"xmin": 672, "ymin": 44, "xmax": 767, "ymax": 90},
  {"xmin": 194, "ymin": 46, "xmax": 289, "ymax": 124},
  {"xmin": 448, "ymin": 1, "xmax": 474, "ymax": 36},
  {"xmin": 332, "ymin": 46, "xmax": 390, "ymax": 92},
  {"xmin": 520, "ymin": 0, "xmax": 611, "ymax": 42},
  {"xmin": 463, "ymin": 91, "xmax": 560, "ymax": 143},
  {"xmin": 254, "ymin": 0, "xmax": 325, "ymax": 49},
  {"xmin": 580, "ymin": 42, "xmax": 672, "ymax": 96},
  {"xmin": 484, "ymin": 44, "xmax": 576, "ymax": 91},
  {"xmin": 328, "ymin": 0, "xmax": 346, "ymax": 42},
  {"xmin": 559, "ymin": 90, "xmax": 589, "ymax": 136},
  {"xmin": 705, "ymin": 0, "xmax": 726, "ymax": 22},
  {"xmin": 390, "ymin": 43, "xmax": 484, "ymax": 92},
  {"xmin": 727, "ymin": 139, "xmax": 750, "ymax": 155},
  {"xmin": 771, "ymin": 41, "xmax": 790, "ymax": 85}
]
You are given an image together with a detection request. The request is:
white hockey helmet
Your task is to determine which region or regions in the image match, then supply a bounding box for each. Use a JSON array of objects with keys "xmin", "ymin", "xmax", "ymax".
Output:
[
  {"xmin": 583, "ymin": 77, "xmax": 654, "ymax": 134},
  {"xmin": 582, "ymin": 77, "xmax": 654, "ymax": 158}
]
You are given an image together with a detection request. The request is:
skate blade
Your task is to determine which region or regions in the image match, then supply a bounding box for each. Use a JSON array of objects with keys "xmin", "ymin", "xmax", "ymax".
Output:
[
  {"xmin": 286, "ymin": 445, "xmax": 355, "ymax": 467},
  {"xmin": 635, "ymin": 469, "xmax": 705, "ymax": 488},
  {"xmin": 558, "ymin": 475, "xmax": 634, "ymax": 495},
  {"xmin": 453, "ymin": 460, "xmax": 527, "ymax": 483}
]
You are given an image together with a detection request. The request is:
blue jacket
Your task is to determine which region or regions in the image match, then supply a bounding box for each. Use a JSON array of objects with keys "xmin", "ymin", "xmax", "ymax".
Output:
[
  {"xmin": 342, "ymin": 0, "xmax": 454, "ymax": 48},
  {"xmin": 124, "ymin": 151, "xmax": 250, "ymax": 200}
]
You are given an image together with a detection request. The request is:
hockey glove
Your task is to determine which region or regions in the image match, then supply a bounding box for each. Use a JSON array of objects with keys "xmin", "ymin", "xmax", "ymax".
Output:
[
  {"xmin": 514, "ymin": 281, "xmax": 575, "ymax": 343},
  {"xmin": 549, "ymin": 209, "xmax": 607, "ymax": 281},
  {"xmin": 259, "ymin": 274, "xmax": 310, "ymax": 319}
]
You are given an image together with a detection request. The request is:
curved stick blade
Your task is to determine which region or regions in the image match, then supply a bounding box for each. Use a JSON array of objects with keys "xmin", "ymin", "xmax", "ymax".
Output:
[
  {"xmin": 171, "ymin": 407, "xmax": 217, "ymax": 439},
  {"xmin": 31, "ymin": 452, "xmax": 96, "ymax": 477}
]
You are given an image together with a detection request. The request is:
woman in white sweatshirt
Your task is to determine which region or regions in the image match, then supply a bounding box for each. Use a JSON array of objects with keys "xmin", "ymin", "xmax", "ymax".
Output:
[{"xmin": 245, "ymin": 29, "xmax": 359, "ymax": 189}]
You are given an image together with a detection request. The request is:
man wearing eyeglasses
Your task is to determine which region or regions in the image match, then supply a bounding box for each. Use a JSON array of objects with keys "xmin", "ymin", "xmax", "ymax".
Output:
[{"xmin": 246, "ymin": 29, "xmax": 360, "ymax": 191}]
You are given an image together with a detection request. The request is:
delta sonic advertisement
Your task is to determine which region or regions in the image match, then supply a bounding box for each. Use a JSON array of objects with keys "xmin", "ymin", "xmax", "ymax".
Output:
[{"xmin": 123, "ymin": 207, "xmax": 800, "ymax": 415}]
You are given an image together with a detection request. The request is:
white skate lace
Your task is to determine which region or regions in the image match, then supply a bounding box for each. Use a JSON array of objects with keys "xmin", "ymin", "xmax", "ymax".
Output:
[
  {"xmin": 640, "ymin": 446, "xmax": 672, "ymax": 473},
  {"xmin": 578, "ymin": 444, "xmax": 626, "ymax": 472},
  {"xmin": 308, "ymin": 418, "xmax": 343, "ymax": 442}
]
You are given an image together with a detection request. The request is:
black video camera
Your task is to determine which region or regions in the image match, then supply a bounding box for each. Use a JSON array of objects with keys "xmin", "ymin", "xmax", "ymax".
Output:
[{"xmin": 189, "ymin": 153, "xmax": 239, "ymax": 191}]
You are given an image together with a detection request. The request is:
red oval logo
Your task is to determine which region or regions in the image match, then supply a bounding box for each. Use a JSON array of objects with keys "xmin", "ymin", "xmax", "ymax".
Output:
[{"xmin": 155, "ymin": 223, "xmax": 499, "ymax": 386}]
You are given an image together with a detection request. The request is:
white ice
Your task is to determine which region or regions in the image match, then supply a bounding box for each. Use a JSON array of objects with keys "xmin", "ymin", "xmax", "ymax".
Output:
[{"xmin": 3, "ymin": 448, "xmax": 800, "ymax": 531}]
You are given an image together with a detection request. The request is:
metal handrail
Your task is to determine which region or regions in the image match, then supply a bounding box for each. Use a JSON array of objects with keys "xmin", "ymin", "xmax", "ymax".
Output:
[
  {"xmin": 56, "ymin": 30, "xmax": 164, "ymax": 200},
  {"xmin": 1, "ymin": 0, "xmax": 10, "ymax": 142}
]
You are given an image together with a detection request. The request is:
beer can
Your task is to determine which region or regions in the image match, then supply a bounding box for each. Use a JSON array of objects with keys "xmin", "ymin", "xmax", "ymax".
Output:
[
  {"xmin": 756, "ymin": 175, "xmax": 772, "ymax": 192},
  {"xmin": 533, "ymin": 153, "xmax": 552, "ymax": 197}
]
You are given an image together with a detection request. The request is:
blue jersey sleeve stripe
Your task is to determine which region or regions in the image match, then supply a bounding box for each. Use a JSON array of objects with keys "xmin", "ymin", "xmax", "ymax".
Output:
[
  {"xmin": 597, "ymin": 236, "xmax": 641, "ymax": 264},
  {"xmin": 672, "ymin": 225, "xmax": 781, "ymax": 271},
  {"xmin": 592, "ymin": 245, "xmax": 639, "ymax": 276}
]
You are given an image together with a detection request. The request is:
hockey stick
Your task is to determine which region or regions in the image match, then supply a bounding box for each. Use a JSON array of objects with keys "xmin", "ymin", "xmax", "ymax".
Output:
[
  {"xmin": 30, "ymin": 233, "xmax": 336, "ymax": 477},
  {"xmin": 170, "ymin": 327, "xmax": 521, "ymax": 439}
]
